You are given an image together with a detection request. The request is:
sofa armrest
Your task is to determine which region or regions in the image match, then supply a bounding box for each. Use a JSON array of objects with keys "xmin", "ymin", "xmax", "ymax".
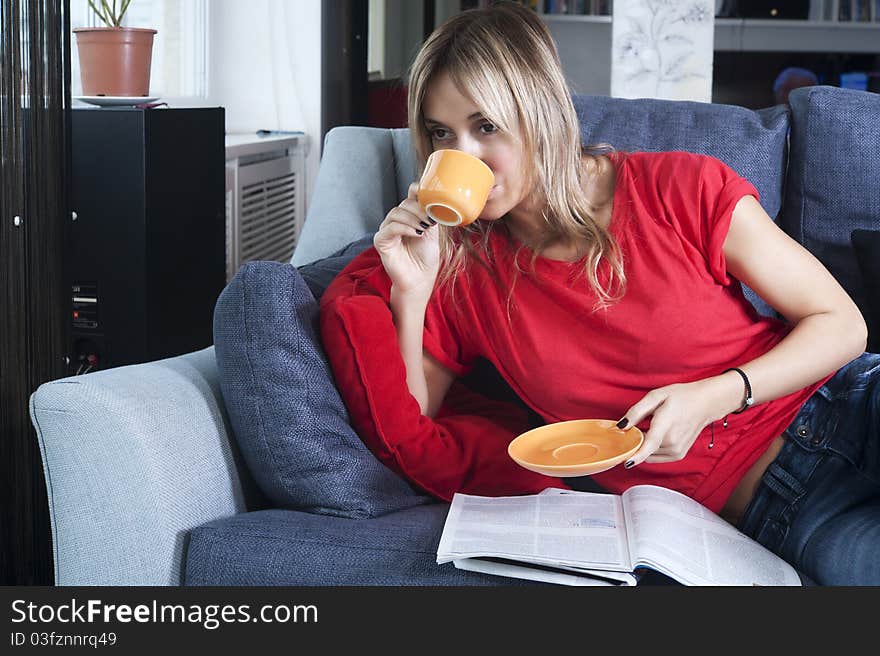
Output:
[
  {"xmin": 292, "ymin": 126, "xmax": 402, "ymax": 267},
  {"xmin": 30, "ymin": 347, "xmax": 260, "ymax": 585}
]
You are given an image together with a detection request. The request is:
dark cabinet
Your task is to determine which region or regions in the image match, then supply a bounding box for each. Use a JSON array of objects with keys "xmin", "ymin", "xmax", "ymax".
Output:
[{"xmin": 70, "ymin": 107, "xmax": 226, "ymax": 372}]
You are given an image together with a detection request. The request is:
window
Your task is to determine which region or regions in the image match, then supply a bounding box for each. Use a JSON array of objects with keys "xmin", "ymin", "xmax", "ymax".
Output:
[{"xmin": 70, "ymin": 0, "xmax": 209, "ymax": 102}]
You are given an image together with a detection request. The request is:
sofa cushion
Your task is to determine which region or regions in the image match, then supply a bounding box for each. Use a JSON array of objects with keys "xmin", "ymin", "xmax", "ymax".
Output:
[
  {"xmin": 184, "ymin": 504, "xmax": 540, "ymax": 585},
  {"xmin": 783, "ymin": 85, "xmax": 880, "ymax": 317},
  {"xmin": 183, "ymin": 503, "xmax": 680, "ymax": 585},
  {"xmin": 213, "ymin": 261, "xmax": 432, "ymax": 518},
  {"xmin": 851, "ymin": 229, "xmax": 880, "ymax": 354},
  {"xmin": 574, "ymin": 95, "xmax": 789, "ymax": 221}
]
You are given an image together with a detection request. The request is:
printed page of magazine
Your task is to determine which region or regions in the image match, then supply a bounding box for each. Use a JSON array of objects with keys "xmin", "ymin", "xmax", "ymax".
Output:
[
  {"xmin": 451, "ymin": 556, "xmax": 635, "ymax": 586},
  {"xmin": 621, "ymin": 485, "xmax": 803, "ymax": 586},
  {"xmin": 436, "ymin": 489, "xmax": 637, "ymax": 582}
]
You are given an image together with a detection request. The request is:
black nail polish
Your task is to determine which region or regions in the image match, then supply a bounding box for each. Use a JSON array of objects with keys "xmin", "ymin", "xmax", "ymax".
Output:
[
  {"xmin": 624, "ymin": 460, "xmax": 635, "ymax": 469},
  {"xmin": 428, "ymin": 218, "xmax": 437, "ymax": 225},
  {"xmin": 419, "ymin": 221, "xmax": 430, "ymax": 229},
  {"xmin": 415, "ymin": 228, "xmax": 424, "ymax": 235},
  {"xmin": 616, "ymin": 418, "xmax": 629, "ymax": 429}
]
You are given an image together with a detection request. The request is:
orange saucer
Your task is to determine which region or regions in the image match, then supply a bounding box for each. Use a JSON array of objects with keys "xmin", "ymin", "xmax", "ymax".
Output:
[{"xmin": 508, "ymin": 419, "xmax": 644, "ymax": 477}]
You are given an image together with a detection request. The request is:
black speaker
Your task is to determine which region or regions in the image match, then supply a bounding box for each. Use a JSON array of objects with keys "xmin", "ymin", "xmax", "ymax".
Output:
[{"xmin": 69, "ymin": 107, "xmax": 226, "ymax": 373}]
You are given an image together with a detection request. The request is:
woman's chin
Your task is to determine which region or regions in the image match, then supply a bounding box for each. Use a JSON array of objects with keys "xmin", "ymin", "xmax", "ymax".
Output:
[
  {"xmin": 478, "ymin": 201, "xmax": 511, "ymax": 222},
  {"xmin": 477, "ymin": 214, "xmax": 505, "ymax": 223}
]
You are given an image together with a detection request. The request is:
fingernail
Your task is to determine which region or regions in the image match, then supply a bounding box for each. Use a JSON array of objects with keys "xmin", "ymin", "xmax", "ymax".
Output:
[
  {"xmin": 415, "ymin": 228, "xmax": 424, "ymax": 235},
  {"xmin": 624, "ymin": 460, "xmax": 635, "ymax": 469},
  {"xmin": 616, "ymin": 418, "xmax": 629, "ymax": 429},
  {"xmin": 428, "ymin": 218, "xmax": 437, "ymax": 225},
  {"xmin": 419, "ymin": 221, "xmax": 430, "ymax": 229}
]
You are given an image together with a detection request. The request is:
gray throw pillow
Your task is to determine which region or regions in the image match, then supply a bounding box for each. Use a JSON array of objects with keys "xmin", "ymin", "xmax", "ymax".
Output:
[
  {"xmin": 297, "ymin": 234, "xmax": 375, "ymax": 301},
  {"xmin": 573, "ymin": 94, "xmax": 789, "ymax": 221},
  {"xmin": 784, "ymin": 85, "xmax": 880, "ymax": 316},
  {"xmin": 213, "ymin": 259, "xmax": 432, "ymax": 518}
]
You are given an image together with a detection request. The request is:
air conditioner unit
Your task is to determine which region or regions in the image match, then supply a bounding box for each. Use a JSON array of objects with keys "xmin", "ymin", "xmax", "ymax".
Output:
[{"xmin": 225, "ymin": 133, "xmax": 309, "ymax": 281}]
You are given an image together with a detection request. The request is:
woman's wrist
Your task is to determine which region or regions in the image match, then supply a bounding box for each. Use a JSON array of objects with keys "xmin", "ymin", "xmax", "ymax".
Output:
[
  {"xmin": 389, "ymin": 285, "xmax": 430, "ymax": 412},
  {"xmin": 708, "ymin": 370, "xmax": 753, "ymax": 419},
  {"xmin": 390, "ymin": 284, "xmax": 433, "ymax": 310},
  {"xmin": 389, "ymin": 286, "xmax": 429, "ymax": 360}
]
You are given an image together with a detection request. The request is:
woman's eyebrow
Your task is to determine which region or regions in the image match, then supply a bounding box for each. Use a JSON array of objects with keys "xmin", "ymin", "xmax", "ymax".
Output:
[{"xmin": 424, "ymin": 112, "xmax": 484, "ymax": 126}]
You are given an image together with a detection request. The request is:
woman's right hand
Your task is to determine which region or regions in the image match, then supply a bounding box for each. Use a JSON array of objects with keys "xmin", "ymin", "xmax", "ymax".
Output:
[{"xmin": 374, "ymin": 182, "xmax": 440, "ymax": 298}]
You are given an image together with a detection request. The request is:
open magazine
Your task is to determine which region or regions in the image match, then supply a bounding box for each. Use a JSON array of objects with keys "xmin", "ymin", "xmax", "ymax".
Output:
[{"xmin": 436, "ymin": 485, "xmax": 802, "ymax": 586}]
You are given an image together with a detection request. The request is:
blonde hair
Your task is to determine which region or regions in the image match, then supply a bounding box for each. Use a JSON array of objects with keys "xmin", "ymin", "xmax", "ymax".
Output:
[{"xmin": 407, "ymin": 1, "xmax": 626, "ymax": 315}]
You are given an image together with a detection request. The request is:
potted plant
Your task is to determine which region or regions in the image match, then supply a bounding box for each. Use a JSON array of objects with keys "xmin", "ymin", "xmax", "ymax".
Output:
[{"xmin": 74, "ymin": 1, "xmax": 157, "ymax": 97}]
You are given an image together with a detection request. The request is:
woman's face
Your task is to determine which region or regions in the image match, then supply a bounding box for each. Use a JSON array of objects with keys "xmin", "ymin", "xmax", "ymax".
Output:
[{"xmin": 422, "ymin": 71, "xmax": 532, "ymax": 222}]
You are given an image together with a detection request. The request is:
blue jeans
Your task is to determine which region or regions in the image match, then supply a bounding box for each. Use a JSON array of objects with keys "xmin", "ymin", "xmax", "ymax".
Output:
[{"xmin": 737, "ymin": 352, "xmax": 880, "ymax": 585}]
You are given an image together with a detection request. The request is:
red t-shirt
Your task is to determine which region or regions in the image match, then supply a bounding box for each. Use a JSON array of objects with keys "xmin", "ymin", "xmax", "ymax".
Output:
[{"xmin": 422, "ymin": 150, "xmax": 832, "ymax": 513}]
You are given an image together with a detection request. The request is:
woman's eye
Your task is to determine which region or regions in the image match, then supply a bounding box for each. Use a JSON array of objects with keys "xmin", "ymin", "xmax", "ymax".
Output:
[
  {"xmin": 430, "ymin": 128, "xmax": 451, "ymax": 140},
  {"xmin": 480, "ymin": 122, "xmax": 497, "ymax": 135}
]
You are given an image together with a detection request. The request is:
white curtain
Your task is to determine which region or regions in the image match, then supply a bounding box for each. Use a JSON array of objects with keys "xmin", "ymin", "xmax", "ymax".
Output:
[
  {"xmin": 210, "ymin": 0, "xmax": 312, "ymax": 134},
  {"xmin": 210, "ymin": 0, "xmax": 322, "ymax": 208}
]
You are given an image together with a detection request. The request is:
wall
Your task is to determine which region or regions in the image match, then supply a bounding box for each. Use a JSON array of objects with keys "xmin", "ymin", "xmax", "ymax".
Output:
[
  {"xmin": 546, "ymin": 18, "xmax": 612, "ymax": 96},
  {"xmin": 434, "ymin": 0, "xmax": 460, "ymax": 26},
  {"xmin": 382, "ymin": 0, "xmax": 425, "ymax": 80},
  {"xmin": 209, "ymin": 0, "xmax": 321, "ymax": 207}
]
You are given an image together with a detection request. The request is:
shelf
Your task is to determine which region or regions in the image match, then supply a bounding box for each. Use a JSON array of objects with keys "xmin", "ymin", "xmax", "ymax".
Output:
[
  {"xmin": 541, "ymin": 15, "xmax": 880, "ymax": 53},
  {"xmin": 539, "ymin": 14, "xmax": 611, "ymax": 23},
  {"xmin": 715, "ymin": 18, "xmax": 880, "ymax": 53}
]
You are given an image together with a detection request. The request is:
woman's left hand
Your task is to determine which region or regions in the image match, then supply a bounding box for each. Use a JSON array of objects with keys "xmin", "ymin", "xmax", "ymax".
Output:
[{"xmin": 618, "ymin": 375, "xmax": 741, "ymax": 468}]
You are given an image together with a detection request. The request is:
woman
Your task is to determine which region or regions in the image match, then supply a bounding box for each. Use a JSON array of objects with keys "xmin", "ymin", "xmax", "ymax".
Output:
[{"xmin": 371, "ymin": 2, "xmax": 877, "ymax": 584}]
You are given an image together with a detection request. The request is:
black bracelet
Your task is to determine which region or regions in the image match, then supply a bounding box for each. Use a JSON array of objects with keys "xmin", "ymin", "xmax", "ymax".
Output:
[{"xmin": 723, "ymin": 367, "xmax": 754, "ymax": 414}]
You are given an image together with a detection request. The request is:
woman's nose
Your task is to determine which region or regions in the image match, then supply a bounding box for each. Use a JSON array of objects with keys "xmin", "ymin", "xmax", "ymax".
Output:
[{"xmin": 455, "ymin": 135, "xmax": 482, "ymax": 160}]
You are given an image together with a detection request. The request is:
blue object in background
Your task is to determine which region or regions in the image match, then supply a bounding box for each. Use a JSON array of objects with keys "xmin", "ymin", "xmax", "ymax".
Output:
[{"xmin": 840, "ymin": 72, "xmax": 869, "ymax": 91}]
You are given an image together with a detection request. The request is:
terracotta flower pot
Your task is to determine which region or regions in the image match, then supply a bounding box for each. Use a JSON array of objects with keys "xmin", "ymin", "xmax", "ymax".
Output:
[{"xmin": 74, "ymin": 27, "xmax": 158, "ymax": 97}]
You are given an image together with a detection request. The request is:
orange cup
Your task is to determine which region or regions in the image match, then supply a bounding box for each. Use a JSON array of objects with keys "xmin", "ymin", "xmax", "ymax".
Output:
[{"xmin": 417, "ymin": 149, "xmax": 495, "ymax": 227}]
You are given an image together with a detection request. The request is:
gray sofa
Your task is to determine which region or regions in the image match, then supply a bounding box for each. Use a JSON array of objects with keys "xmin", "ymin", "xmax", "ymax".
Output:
[{"xmin": 31, "ymin": 85, "xmax": 880, "ymax": 585}]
